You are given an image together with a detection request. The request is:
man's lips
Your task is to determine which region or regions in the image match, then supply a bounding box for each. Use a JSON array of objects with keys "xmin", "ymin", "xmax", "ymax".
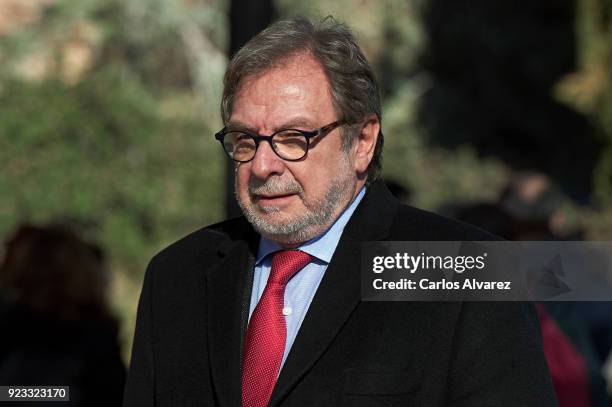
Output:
[{"xmin": 253, "ymin": 193, "xmax": 297, "ymax": 204}]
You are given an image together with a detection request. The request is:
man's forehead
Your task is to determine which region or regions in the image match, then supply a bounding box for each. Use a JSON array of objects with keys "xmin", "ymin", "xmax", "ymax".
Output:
[
  {"xmin": 236, "ymin": 52, "xmax": 327, "ymax": 95},
  {"xmin": 229, "ymin": 53, "xmax": 335, "ymax": 129}
]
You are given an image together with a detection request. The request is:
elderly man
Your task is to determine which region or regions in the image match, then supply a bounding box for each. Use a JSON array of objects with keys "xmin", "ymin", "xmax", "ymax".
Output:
[{"xmin": 124, "ymin": 17, "xmax": 556, "ymax": 407}]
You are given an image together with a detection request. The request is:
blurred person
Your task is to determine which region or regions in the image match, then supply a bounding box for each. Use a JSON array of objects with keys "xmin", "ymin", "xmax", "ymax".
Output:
[
  {"xmin": 500, "ymin": 171, "xmax": 610, "ymax": 406},
  {"xmin": 0, "ymin": 224, "xmax": 126, "ymax": 406},
  {"xmin": 125, "ymin": 17, "xmax": 556, "ymax": 406},
  {"xmin": 453, "ymin": 198, "xmax": 606, "ymax": 407},
  {"xmin": 499, "ymin": 171, "xmax": 570, "ymax": 240},
  {"xmin": 452, "ymin": 173, "xmax": 612, "ymax": 406}
]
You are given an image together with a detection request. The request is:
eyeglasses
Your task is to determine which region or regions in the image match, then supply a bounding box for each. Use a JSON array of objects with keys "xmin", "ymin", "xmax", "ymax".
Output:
[{"xmin": 214, "ymin": 121, "xmax": 346, "ymax": 163}]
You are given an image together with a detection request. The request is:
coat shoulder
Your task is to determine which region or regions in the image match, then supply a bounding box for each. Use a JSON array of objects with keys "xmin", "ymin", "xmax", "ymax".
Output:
[
  {"xmin": 148, "ymin": 216, "xmax": 254, "ymax": 271},
  {"xmin": 390, "ymin": 204, "xmax": 502, "ymax": 241}
]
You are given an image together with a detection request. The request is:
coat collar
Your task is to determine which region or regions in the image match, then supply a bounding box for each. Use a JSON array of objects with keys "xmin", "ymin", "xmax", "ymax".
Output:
[
  {"xmin": 339, "ymin": 180, "xmax": 400, "ymax": 243},
  {"xmin": 206, "ymin": 218, "xmax": 258, "ymax": 407}
]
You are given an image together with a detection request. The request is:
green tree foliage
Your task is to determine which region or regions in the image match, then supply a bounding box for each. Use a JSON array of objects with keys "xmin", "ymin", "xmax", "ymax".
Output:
[
  {"xmin": 0, "ymin": 0, "xmax": 226, "ymax": 271},
  {"xmin": 0, "ymin": 66, "xmax": 223, "ymax": 270},
  {"xmin": 578, "ymin": 0, "xmax": 612, "ymax": 205}
]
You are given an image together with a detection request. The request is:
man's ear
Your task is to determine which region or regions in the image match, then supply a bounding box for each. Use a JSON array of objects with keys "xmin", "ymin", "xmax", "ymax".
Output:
[{"xmin": 353, "ymin": 114, "xmax": 380, "ymax": 174}]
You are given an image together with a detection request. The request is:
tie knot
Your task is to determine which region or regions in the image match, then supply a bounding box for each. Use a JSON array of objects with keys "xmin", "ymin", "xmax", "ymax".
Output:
[{"xmin": 269, "ymin": 250, "xmax": 313, "ymax": 286}]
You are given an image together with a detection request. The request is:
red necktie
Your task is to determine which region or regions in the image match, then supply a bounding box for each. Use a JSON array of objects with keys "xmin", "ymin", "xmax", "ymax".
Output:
[{"xmin": 241, "ymin": 250, "xmax": 313, "ymax": 407}]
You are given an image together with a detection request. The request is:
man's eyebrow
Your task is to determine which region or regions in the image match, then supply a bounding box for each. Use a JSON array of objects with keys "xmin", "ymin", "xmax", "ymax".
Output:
[
  {"xmin": 225, "ymin": 118, "xmax": 318, "ymax": 133},
  {"xmin": 276, "ymin": 118, "xmax": 317, "ymax": 130},
  {"xmin": 225, "ymin": 121, "xmax": 255, "ymax": 132}
]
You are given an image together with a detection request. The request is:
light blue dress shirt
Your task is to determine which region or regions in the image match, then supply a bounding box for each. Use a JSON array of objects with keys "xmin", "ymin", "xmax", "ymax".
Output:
[{"xmin": 248, "ymin": 187, "xmax": 366, "ymax": 370}]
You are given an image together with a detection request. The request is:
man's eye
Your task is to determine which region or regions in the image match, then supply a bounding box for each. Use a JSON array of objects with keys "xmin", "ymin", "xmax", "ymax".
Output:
[
  {"xmin": 234, "ymin": 139, "xmax": 255, "ymax": 151},
  {"xmin": 277, "ymin": 137, "xmax": 306, "ymax": 147},
  {"xmin": 275, "ymin": 130, "xmax": 306, "ymax": 138},
  {"xmin": 273, "ymin": 131, "xmax": 308, "ymax": 152}
]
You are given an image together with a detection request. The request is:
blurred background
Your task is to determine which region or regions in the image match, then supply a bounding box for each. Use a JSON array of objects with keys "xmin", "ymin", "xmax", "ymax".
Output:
[{"xmin": 1, "ymin": 0, "xmax": 611, "ymax": 405}]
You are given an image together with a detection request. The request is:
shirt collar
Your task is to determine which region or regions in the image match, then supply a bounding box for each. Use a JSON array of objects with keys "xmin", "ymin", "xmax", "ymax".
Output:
[{"xmin": 256, "ymin": 186, "xmax": 366, "ymax": 264}]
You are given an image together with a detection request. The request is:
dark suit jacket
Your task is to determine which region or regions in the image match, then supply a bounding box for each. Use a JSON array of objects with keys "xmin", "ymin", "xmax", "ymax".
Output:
[{"xmin": 124, "ymin": 181, "xmax": 557, "ymax": 406}]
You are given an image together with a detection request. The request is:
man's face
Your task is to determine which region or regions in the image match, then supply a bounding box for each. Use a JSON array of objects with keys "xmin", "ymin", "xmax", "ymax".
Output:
[{"xmin": 229, "ymin": 53, "xmax": 361, "ymax": 246}]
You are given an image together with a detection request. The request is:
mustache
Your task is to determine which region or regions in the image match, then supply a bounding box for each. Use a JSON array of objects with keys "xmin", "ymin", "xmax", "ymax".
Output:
[{"xmin": 248, "ymin": 176, "xmax": 303, "ymax": 197}]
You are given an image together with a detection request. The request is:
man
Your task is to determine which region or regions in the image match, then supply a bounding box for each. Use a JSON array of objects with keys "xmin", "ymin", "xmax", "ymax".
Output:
[{"xmin": 124, "ymin": 17, "xmax": 557, "ymax": 407}]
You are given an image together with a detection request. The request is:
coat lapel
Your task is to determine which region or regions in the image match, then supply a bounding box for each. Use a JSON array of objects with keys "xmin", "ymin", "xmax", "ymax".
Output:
[
  {"xmin": 268, "ymin": 181, "xmax": 399, "ymax": 406},
  {"xmin": 206, "ymin": 221, "xmax": 258, "ymax": 407}
]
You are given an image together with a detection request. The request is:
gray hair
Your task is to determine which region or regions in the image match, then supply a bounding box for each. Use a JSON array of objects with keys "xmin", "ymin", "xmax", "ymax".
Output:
[{"xmin": 221, "ymin": 16, "xmax": 383, "ymax": 184}]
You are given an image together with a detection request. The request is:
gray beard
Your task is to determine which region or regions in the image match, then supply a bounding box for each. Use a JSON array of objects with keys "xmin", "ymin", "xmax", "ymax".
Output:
[{"xmin": 236, "ymin": 160, "xmax": 355, "ymax": 245}]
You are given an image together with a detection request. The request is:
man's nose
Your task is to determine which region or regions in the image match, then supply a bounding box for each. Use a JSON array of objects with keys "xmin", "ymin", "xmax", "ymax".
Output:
[{"xmin": 249, "ymin": 139, "xmax": 285, "ymax": 179}]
